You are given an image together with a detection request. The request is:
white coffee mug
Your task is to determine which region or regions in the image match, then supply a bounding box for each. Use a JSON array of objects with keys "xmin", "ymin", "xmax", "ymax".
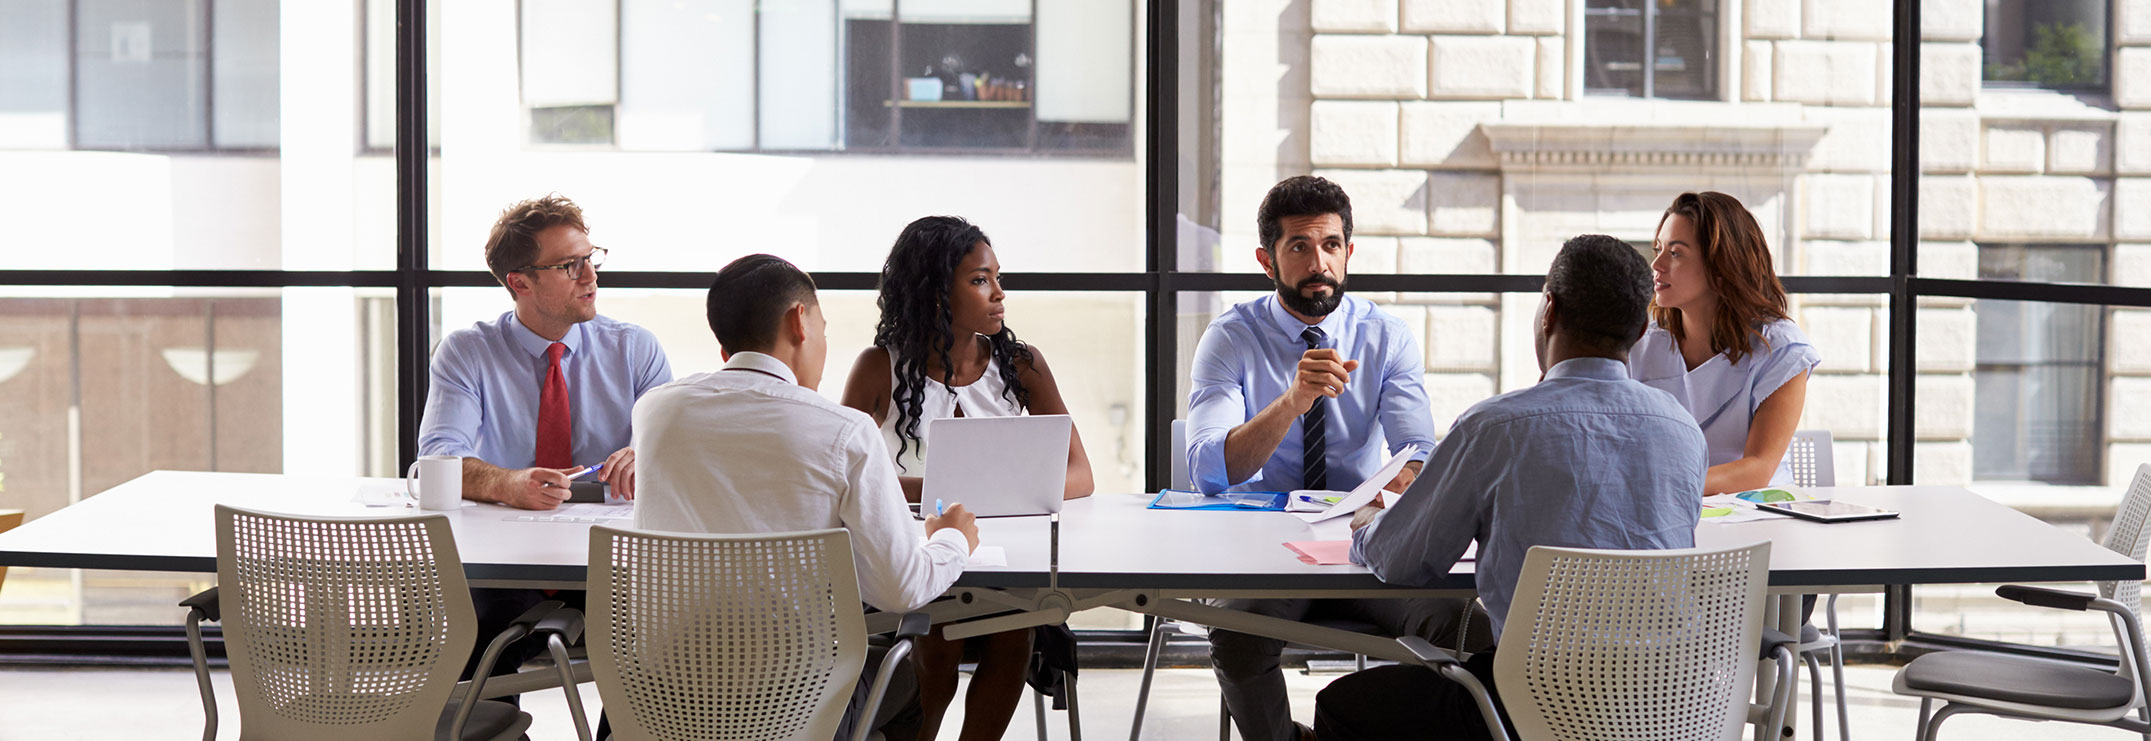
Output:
[{"xmin": 406, "ymin": 455, "xmax": 463, "ymax": 510}]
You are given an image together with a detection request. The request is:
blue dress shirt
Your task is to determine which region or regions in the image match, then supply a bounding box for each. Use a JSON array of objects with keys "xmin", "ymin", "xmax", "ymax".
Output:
[
  {"xmin": 1186, "ymin": 294, "xmax": 1436, "ymax": 493},
  {"xmin": 1351, "ymin": 357, "xmax": 1707, "ymax": 639},
  {"xmin": 419, "ymin": 311, "xmax": 672, "ymax": 468}
]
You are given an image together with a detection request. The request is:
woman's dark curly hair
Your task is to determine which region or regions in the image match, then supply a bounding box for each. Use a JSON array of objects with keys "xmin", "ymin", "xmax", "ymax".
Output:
[{"xmin": 876, "ymin": 215, "xmax": 1035, "ymax": 471}]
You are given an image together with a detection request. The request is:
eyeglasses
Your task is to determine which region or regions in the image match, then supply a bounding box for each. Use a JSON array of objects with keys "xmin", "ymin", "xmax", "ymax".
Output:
[{"xmin": 522, "ymin": 246, "xmax": 607, "ymax": 280}]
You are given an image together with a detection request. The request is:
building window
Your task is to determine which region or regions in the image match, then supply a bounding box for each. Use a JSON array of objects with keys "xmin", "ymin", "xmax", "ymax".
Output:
[
  {"xmin": 518, "ymin": 0, "xmax": 1134, "ymax": 155},
  {"xmin": 1, "ymin": 0, "xmax": 280, "ymax": 152},
  {"xmin": 1971, "ymin": 244, "xmax": 2106, "ymax": 484},
  {"xmin": 1583, "ymin": 0, "xmax": 1719, "ymax": 100},
  {"xmin": 1982, "ymin": 0, "xmax": 2109, "ymax": 90}
]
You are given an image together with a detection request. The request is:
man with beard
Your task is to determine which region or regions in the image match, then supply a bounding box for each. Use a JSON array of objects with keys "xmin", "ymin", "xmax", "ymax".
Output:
[{"xmin": 1186, "ymin": 175, "xmax": 1489, "ymax": 741}]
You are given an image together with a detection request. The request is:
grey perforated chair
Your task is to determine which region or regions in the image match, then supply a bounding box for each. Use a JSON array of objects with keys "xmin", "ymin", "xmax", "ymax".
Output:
[
  {"xmin": 1401, "ymin": 542, "xmax": 1791, "ymax": 741},
  {"xmin": 1786, "ymin": 429, "xmax": 1851, "ymax": 740},
  {"xmin": 1892, "ymin": 462, "xmax": 2151, "ymax": 740},
  {"xmin": 181, "ymin": 505, "xmax": 584, "ymax": 741},
  {"xmin": 585, "ymin": 525, "xmax": 928, "ymax": 741}
]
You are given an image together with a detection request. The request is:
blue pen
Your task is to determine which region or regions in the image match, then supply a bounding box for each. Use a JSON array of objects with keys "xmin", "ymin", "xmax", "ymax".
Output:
[
  {"xmin": 569, "ymin": 463, "xmax": 605, "ymax": 480},
  {"xmin": 935, "ymin": 498, "xmax": 946, "ymax": 517}
]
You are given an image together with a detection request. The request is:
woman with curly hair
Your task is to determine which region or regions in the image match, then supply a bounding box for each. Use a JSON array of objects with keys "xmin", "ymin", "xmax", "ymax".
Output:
[
  {"xmin": 842, "ymin": 214, "xmax": 1094, "ymax": 740},
  {"xmin": 1629, "ymin": 191, "xmax": 1822, "ymax": 494}
]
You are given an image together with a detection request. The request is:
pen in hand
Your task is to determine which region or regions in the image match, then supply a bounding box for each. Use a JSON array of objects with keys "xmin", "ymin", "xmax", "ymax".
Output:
[{"xmin": 541, "ymin": 463, "xmax": 603, "ymax": 488}]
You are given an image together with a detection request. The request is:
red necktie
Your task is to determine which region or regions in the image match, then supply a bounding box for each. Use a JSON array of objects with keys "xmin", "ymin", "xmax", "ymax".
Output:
[{"xmin": 534, "ymin": 342, "xmax": 572, "ymax": 468}]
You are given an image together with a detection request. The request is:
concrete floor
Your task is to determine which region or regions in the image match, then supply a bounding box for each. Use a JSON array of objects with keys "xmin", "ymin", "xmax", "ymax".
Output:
[{"xmin": 0, "ymin": 662, "xmax": 2139, "ymax": 740}]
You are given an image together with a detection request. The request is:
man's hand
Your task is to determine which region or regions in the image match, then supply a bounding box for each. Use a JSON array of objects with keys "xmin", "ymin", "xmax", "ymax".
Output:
[
  {"xmin": 497, "ymin": 467, "xmax": 575, "ymax": 510},
  {"xmin": 1349, "ymin": 494, "xmax": 1386, "ymax": 533},
  {"xmin": 925, "ymin": 503, "xmax": 981, "ymax": 553},
  {"xmin": 1288, "ymin": 348, "xmax": 1360, "ymax": 414},
  {"xmin": 1381, "ymin": 460, "xmax": 1423, "ymax": 494},
  {"xmin": 598, "ymin": 447, "xmax": 637, "ymax": 500}
]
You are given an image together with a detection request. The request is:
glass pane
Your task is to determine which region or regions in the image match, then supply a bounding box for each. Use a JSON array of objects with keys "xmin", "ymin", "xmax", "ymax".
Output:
[
  {"xmin": 0, "ymin": 0, "xmax": 71, "ymax": 149},
  {"xmin": 1982, "ymin": 0, "xmax": 2109, "ymax": 90},
  {"xmin": 0, "ymin": 288, "xmax": 399, "ymax": 625},
  {"xmin": 1912, "ymin": 296, "xmax": 2144, "ymax": 649},
  {"xmin": 432, "ymin": 286, "xmax": 1149, "ymax": 497},
  {"xmin": 433, "ymin": 1, "xmax": 1143, "ymax": 272},
  {"xmin": 1584, "ymin": 0, "xmax": 1647, "ymax": 96},
  {"xmin": 1, "ymin": 1, "xmax": 394, "ymax": 271}
]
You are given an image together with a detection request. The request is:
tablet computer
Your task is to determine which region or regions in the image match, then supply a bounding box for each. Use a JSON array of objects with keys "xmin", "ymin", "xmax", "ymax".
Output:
[{"xmin": 1757, "ymin": 500, "xmax": 1898, "ymax": 523}]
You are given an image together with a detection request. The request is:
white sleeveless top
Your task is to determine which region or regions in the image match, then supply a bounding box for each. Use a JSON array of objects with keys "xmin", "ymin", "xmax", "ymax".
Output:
[{"xmin": 877, "ymin": 351, "xmax": 1024, "ymax": 476}]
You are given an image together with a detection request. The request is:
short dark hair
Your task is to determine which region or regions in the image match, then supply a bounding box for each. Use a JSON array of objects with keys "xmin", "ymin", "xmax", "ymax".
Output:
[
  {"xmin": 484, "ymin": 194, "xmax": 588, "ymax": 297},
  {"xmin": 1546, "ymin": 234, "xmax": 1654, "ymax": 354},
  {"xmin": 1256, "ymin": 175, "xmax": 1354, "ymax": 253},
  {"xmin": 707, "ymin": 254, "xmax": 819, "ymax": 356}
]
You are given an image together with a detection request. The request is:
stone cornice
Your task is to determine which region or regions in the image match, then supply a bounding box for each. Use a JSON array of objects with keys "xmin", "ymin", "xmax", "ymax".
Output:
[{"xmin": 1478, "ymin": 122, "xmax": 1830, "ymax": 173}]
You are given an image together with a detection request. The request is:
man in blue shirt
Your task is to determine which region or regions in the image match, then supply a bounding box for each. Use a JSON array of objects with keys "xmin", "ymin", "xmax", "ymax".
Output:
[
  {"xmin": 1312, "ymin": 234, "xmax": 1708, "ymax": 740},
  {"xmin": 1187, "ymin": 176, "xmax": 1484, "ymax": 741},
  {"xmin": 419, "ymin": 194, "xmax": 672, "ymax": 506},
  {"xmin": 417, "ymin": 194, "xmax": 671, "ymax": 713}
]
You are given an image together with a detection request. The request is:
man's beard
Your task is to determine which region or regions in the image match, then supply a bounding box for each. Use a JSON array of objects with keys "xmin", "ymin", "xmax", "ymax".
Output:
[{"xmin": 1275, "ymin": 274, "xmax": 1345, "ymax": 317}]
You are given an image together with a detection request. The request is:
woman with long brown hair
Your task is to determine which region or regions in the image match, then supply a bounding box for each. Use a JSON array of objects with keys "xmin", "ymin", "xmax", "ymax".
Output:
[{"xmin": 1629, "ymin": 191, "xmax": 1821, "ymax": 494}]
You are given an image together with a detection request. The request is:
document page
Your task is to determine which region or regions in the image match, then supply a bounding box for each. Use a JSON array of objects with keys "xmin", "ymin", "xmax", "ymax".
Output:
[{"xmin": 1294, "ymin": 449, "xmax": 1419, "ymax": 523}]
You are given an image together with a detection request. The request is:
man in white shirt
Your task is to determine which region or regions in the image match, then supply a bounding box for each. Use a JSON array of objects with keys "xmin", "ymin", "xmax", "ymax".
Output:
[{"xmin": 632, "ymin": 253, "xmax": 979, "ymax": 739}]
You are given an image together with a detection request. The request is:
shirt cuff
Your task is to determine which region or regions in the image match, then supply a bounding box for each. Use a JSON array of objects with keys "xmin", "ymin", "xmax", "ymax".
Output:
[
  {"xmin": 926, "ymin": 528, "xmax": 973, "ymax": 563},
  {"xmin": 1405, "ymin": 446, "xmax": 1432, "ymax": 464}
]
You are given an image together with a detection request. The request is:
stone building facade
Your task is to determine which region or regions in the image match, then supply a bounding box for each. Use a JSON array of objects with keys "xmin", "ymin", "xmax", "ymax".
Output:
[{"xmin": 1211, "ymin": 0, "xmax": 2151, "ymax": 492}]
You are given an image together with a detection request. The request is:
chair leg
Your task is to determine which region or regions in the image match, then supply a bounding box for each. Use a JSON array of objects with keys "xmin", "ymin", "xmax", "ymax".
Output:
[
  {"xmin": 1129, "ymin": 618, "xmax": 1166, "ymax": 741},
  {"xmin": 1064, "ymin": 670, "xmax": 1082, "ymax": 741},
  {"xmin": 1915, "ymin": 698, "xmax": 1933, "ymax": 741},
  {"xmin": 184, "ymin": 611, "xmax": 217, "ymax": 741},
  {"xmin": 1035, "ymin": 686, "xmax": 1049, "ymax": 740},
  {"xmin": 1219, "ymin": 696, "xmax": 1232, "ymax": 741},
  {"xmin": 1830, "ymin": 642, "xmax": 1850, "ymax": 741},
  {"xmin": 1804, "ymin": 652, "xmax": 1824, "ymax": 741},
  {"xmin": 1923, "ymin": 703, "xmax": 1970, "ymax": 741},
  {"xmin": 544, "ymin": 635, "xmax": 593, "ymax": 741},
  {"xmin": 1827, "ymin": 594, "xmax": 1850, "ymax": 741}
]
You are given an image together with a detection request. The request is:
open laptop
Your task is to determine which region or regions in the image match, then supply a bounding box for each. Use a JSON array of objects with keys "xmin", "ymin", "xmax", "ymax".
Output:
[{"xmin": 920, "ymin": 415, "xmax": 1073, "ymax": 517}]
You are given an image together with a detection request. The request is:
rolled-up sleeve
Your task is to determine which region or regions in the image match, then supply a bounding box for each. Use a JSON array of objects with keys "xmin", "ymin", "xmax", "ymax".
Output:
[
  {"xmin": 418, "ymin": 339, "xmax": 484, "ymax": 458},
  {"xmin": 1186, "ymin": 321, "xmax": 1249, "ymax": 494},
  {"xmin": 1351, "ymin": 421, "xmax": 1483, "ymax": 586},
  {"xmin": 840, "ymin": 421, "xmax": 967, "ymax": 613}
]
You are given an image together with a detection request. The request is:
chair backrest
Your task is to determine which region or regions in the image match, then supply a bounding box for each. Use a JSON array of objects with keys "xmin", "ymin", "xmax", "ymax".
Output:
[
  {"xmin": 1171, "ymin": 419, "xmax": 1191, "ymax": 490},
  {"xmin": 2100, "ymin": 463, "xmax": 2151, "ymax": 614},
  {"xmin": 1786, "ymin": 430, "xmax": 1835, "ymax": 488},
  {"xmin": 214, "ymin": 505, "xmax": 474, "ymax": 740},
  {"xmin": 588, "ymin": 525, "xmax": 868, "ymax": 741},
  {"xmin": 1494, "ymin": 542, "xmax": 1772, "ymax": 741}
]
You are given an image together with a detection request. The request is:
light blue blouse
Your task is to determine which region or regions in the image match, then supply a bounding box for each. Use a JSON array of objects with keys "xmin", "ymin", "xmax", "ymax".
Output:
[{"xmin": 1627, "ymin": 318, "xmax": 1820, "ymax": 485}]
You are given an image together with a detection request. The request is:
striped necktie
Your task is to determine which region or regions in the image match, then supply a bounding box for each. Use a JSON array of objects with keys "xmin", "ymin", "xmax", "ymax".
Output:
[{"xmin": 1300, "ymin": 326, "xmax": 1327, "ymax": 491}]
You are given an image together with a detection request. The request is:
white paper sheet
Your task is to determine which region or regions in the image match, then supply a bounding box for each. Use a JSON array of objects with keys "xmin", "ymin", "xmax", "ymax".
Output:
[
  {"xmin": 1295, "ymin": 448, "xmax": 1419, "ymax": 523},
  {"xmin": 969, "ymin": 545, "xmax": 1009, "ymax": 567},
  {"xmin": 503, "ymin": 502, "xmax": 634, "ymax": 523}
]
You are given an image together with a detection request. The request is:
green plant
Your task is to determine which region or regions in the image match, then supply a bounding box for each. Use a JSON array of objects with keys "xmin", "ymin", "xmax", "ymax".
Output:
[{"xmin": 1988, "ymin": 22, "xmax": 2105, "ymax": 87}]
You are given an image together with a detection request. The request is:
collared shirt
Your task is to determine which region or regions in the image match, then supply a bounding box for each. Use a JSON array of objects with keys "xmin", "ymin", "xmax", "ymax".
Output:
[
  {"xmin": 418, "ymin": 311, "xmax": 672, "ymax": 467},
  {"xmin": 1628, "ymin": 318, "xmax": 1820, "ymax": 485},
  {"xmin": 1187, "ymin": 294, "xmax": 1436, "ymax": 493},
  {"xmin": 1352, "ymin": 357, "xmax": 1707, "ymax": 639},
  {"xmin": 630, "ymin": 351, "xmax": 969, "ymax": 614}
]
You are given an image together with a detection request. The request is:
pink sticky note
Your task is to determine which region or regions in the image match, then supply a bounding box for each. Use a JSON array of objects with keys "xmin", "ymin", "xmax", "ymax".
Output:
[{"xmin": 1284, "ymin": 540, "xmax": 1354, "ymax": 565}]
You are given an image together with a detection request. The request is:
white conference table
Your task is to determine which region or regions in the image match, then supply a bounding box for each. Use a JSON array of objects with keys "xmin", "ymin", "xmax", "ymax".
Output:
[{"xmin": 1, "ymin": 471, "xmax": 2141, "ymax": 738}]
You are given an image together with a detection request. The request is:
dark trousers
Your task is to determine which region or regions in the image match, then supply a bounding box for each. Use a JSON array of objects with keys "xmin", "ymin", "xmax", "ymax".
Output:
[
  {"xmin": 1313, "ymin": 651, "xmax": 1516, "ymax": 741},
  {"xmin": 835, "ymin": 641, "xmax": 926, "ymax": 741},
  {"xmin": 1207, "ymin": 597, "xmax": 1491, "ymax": 741}
]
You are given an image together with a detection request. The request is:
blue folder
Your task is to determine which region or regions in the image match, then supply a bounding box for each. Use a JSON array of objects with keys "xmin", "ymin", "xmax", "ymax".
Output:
[{"xmin": 1146, "ymin": 489, "xmax": 1289, "ymax": 511}]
